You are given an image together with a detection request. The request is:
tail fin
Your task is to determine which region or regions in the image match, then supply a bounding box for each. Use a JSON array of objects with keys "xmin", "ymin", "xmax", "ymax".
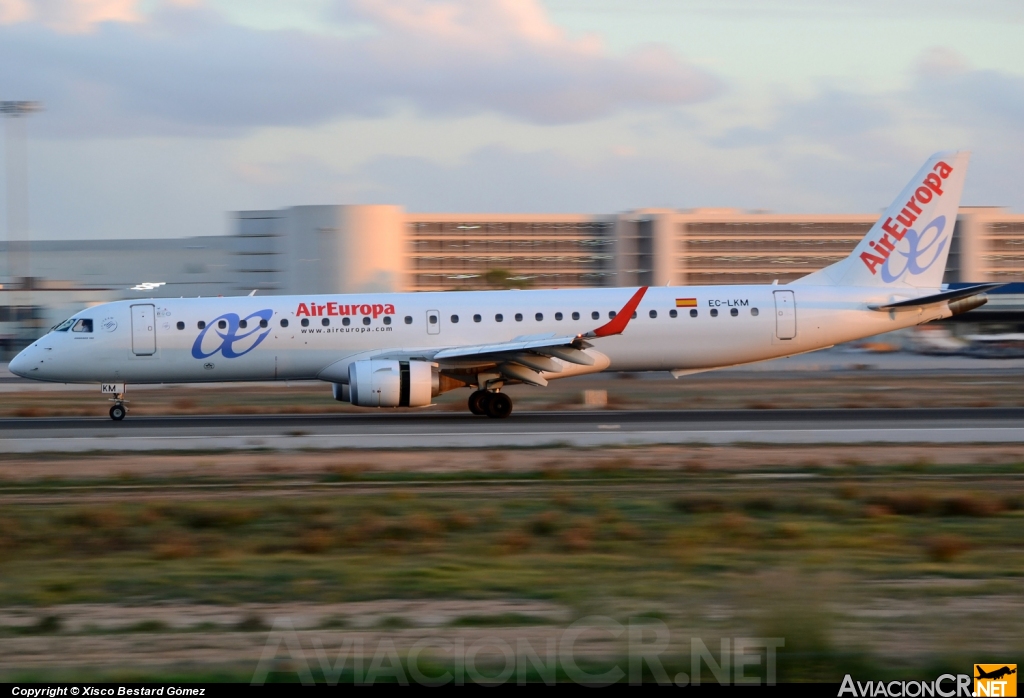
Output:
[{"xmin": 795, "ymin": 151, "xmax": 970, "ymax": 288}]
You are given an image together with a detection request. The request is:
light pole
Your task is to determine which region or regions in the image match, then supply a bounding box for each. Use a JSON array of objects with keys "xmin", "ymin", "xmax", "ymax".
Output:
[{"xmin": 1, "ymin": 100, "xmax": 42, "ymax": 349}]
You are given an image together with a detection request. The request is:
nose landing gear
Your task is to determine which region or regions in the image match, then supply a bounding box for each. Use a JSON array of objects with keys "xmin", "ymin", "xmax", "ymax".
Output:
[{"xmin": 467, "ymin": 390, "xmax": 513, "ymax": 419}]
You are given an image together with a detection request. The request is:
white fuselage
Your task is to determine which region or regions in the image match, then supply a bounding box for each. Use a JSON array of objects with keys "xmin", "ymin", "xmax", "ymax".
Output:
[{"xmin": 10, "ymin": 284, "xmax": 943, "ymax": 385}]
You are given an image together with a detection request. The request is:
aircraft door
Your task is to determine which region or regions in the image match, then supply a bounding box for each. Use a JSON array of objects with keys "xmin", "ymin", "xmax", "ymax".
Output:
[
  {"xmin": 426, "ymin": 310, "xmax": 440, "ymax": 335},
  {"xmin": 131, "ymin": 304, "xmax": 157, "ymax": 355},
  {"xmin": 773, "ymin": 291, "xmax": 796, "ymax": 340}
]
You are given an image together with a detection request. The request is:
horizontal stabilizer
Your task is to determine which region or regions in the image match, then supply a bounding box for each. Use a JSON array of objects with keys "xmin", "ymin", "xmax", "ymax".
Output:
[{"xmin": 869, "ymin": 283, "xmax": 1005, "ymax": 310}]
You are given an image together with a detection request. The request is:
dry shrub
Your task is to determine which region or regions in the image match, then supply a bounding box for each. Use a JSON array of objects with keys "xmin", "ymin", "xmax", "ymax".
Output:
[
  {"xmin": 171, "ymin": 398, "xmax": 198, "ymax": 411},
  {"xmin": 528, "ymin": 511, "xmax": 559, "ymax": 537},
  {"xmin": 613, "ymin": 522, "xmax": 642, "ymax": 540},
  {"xmin": 720, "ymin": 512, "xmax": 752, "ymax": 535},
  {"xmin": 773, "ymin": 522, "xmax": 804, "ymax": 540},
  {"xmin": 64, "ymin": 508, "xmax": 125, "ymax": 530},
  {"xmin": 940, "ymin": 494, "xmax": 1000, "ymax": 517},
  {"xmin": 498, "ymin": 530, "xmax": 532, "ymax": 553},
  {"xmin": 560, "ymin": 525, "xmax": 593, "ymax": 552},
  {"xmin": 835, "ymin": 483, "xmax": 860, "ymax": 500},
  {"xmin": 872, "ymin": 493, "xmax": 936, "ymax": 516},
  {"xmin": 925, "ymin": 534, "xmax": 969, "ymax": 562},
  {"xmin": 595, "ymin": 457, "xmax": 634, "ymax": 473},
  {"xmin": 476, "ymin": 507, "xmax": 499, "ymax": 525},
  {"xmin": 443, "ymin": 512, "xmax": 477, "ymax": 532},
  {"xmin": 297, "ymin": 529, "xmax": 333, "ymax": 554},
  {"xmin": 325, "ymin": 464, "xmax": 364, "ymax": 480},
  {"xmin": 682, "ymin": 459, "xmax": 706, "ymax": 473},
  {"xmin": 13, "ymin": 407, "xmax": 47, "ymax": 417},
  {"xmin": 153, "ymin": 535, "xmax": 198, "ymax": 560}
]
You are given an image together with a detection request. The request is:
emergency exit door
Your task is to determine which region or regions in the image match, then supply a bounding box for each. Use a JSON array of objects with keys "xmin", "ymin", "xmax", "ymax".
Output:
[
  {"xmin": 426, "ymin": 310, "xmax": 440, "ymax": 335},
  {"xmin": 773, "ymin": 291, "xmax": 796, "ymax": 340},
  {"xmin": 131, "ymin": 304, "xmax": 156, "ymax": 355}
]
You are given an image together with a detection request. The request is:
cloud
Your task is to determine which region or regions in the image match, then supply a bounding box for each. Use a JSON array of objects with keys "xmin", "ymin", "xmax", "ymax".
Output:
[
  {"xmin": 0, "ymin": 0, "xmax": 719, "ymax": 136},
  {"xmin": 0, "ymin": 0, "xmax": 140, "ymax": 33}
]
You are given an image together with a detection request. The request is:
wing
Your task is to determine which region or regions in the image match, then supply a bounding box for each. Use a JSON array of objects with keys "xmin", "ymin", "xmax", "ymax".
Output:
[
  {"xmin": 317, "ymin": 287, "xmax": 648, "ymax": 387},
  {"xmin": 428, "ymin": 286, "xmax": 648, "ymax": 387}
]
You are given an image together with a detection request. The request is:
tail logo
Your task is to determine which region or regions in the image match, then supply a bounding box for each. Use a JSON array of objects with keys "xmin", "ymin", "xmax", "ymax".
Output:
[
  {"xmin": 192, "ymin": 310, "xmax": 273, "ymax": 359},
  {"xmin": 879, "ymin": 216, "xmax": 949, "ymax": 283},
  {"xmin": 860, "ymin": 160, "xmax": 954, "ymax": 277}
]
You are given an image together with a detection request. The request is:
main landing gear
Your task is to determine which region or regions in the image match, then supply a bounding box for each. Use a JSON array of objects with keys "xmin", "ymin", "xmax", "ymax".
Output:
[{"xmin": 468, "ymin": 390, "xmax": 513, "ymax": 419}]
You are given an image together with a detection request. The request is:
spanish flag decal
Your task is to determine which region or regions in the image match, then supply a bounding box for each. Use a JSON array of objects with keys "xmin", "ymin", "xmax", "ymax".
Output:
[{"xmin": 675, "ymin": 298, "xmax": 697, "ymax": 308}]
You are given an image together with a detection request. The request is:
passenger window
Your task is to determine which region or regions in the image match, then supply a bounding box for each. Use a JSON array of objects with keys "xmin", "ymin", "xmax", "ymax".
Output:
[
  {"xmin": 609, "ymin": 311, "xmax": 616, "ymax": 319},
  {"xmin": 730, "ymin": 308, "xmax": 738, "ymax": 317},
  {"xmin": 218, "ymin": 320, "xmax": 227, "ymax": 330},
  {"xmin": 751, "ymin": 308, "xmax": 759, "ymax": 316},
  {"xmin": 515, "ymin": 313, "xmax": 523, "ymax": 322},
  {"xmin": 428, "ymin": 314, "xmax": 438, "ymax": 324},
  {"xmin": 301, "ymin": 318, "xmax": 309, "ymax": 327},
  {"xmin": 343, "ymin": 317, "xmax": 350, "ymax": 326},
  {"xmin": 239, "ymin": 319, "xmax": 248, "ymax": 329},
  {"xmin": 473, "ymin": 314, "xmax": 482, "ymax": 323},
  {"xmin": 451, "ymin": 314, "xmax": 459, "ymax": 323},
  {"xmin": 710, "ymin": 309, "xmax": 719, "ymax": 317},
  {"xmin": 176, "ymin": 321, "xmax": 185, "ymax": 330},
  {"xmin": 535, "ymin": 313, "xmax": 543, "ymax": 321},
  {"xmin": 631, "ymin": 311, "xmax": 637, "ymax": 319},
  {"xmin": 669, "ymin": 309, "xmax": 677, "ymax": 318},
  {"xmin": 281, "ymin": 319, "xmax": 289, "ymax": 328},
  {"xmin": 259, "ymin": 319, "xmax": 268, "ymax": 328},
  {"xmin": 384, "ymin": 316, "xmax": 392, "ymax": 325},
  {"xmin": 649, "ymin": 310, "xmax": 657, "ymax": 319},
  {"xmin": 572, "ymin": 312, "xmax": 580, "ymax": 320},
  {"xmin": 362, "ymin": 317, "xmax": 370, "ymax": 326},
  {"xmin": 404, "ymin": 316, "xmax": 413, "ymax": 324},
  {"xmin": 322, "ymin": 318, "xmax": 330, "ymax": 326},
  {"xmin": 495, "ymin": 314, "xmax": 504, "ymax": 322},
  {"xmin": 555, "ymin": 312, "xmax": 563, "ymax": 321},
  {"xmin": 198, "ymin": 321, "xmax": 206, "ymax": 330},
  {"xmin": 591, "ymin": 311, "xmax": 599, "ymax": 320},
  {"xmin": 690, "ymin": 309, "xmax": 698, "ymax": 318},
  {"xmin": 72, "ymin": 319, "xmax": 93, "ymax": 333}
]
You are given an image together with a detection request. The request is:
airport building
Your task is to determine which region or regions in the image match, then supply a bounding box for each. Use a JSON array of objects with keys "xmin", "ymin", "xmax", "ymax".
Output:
[{"xmin": 2, "ymin": 203, "xmax": 1024, "ymax": 354}]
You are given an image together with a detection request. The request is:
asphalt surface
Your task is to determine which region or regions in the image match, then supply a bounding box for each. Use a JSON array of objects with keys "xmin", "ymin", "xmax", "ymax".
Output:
[{"xmin": 2, "ymin": 407, "xmax": 1024, "ymax": 452}]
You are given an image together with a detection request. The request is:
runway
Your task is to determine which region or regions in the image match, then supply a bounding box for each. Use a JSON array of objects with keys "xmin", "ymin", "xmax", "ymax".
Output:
[{"xmin": 2, "ymin": 407, "xmax": 1024, "ymax": 452}]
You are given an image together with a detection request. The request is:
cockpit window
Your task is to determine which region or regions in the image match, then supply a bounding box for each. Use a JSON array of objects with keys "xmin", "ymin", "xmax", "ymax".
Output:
[
  {"xmin": 52, "ymin": 318, "xmax": 75, "ymax": 332},
  {"xmin": 72, "ymin": 319, "xmax": 93, "ymax": 333}
]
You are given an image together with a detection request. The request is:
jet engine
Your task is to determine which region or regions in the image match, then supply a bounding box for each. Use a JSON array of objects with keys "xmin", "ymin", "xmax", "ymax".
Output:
[{"xmin": 346, "ymin": 359, "xmax": 436, "ymax": 407}]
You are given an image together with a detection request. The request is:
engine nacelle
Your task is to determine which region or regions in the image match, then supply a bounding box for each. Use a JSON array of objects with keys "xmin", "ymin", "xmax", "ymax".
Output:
[{"xmin": 347, "ymin": 359, "xmax": 435, "ymax": 407}]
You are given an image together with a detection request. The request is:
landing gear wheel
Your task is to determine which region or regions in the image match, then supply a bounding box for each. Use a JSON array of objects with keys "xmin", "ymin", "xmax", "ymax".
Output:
[
  {"xmin": 109, "ymin": 404, "xmax": 127, "ymax": 421},
  {"xmin": 484, "ymin": 392, "xmax": 512, "ymax": 419},
  {"xmin": 468, "ymin": 390, "xmax": 488, "ymax": 416}
]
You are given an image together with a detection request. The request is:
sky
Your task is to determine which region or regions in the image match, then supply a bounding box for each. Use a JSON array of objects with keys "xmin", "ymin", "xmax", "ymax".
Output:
[{"xmin": 0, "ymin": 0, "xmax": 1022, "ymax": 239}]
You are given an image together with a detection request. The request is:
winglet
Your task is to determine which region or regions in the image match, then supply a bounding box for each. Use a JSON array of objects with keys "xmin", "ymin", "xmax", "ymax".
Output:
[{"xmin": 583, "ymin": 287, "xmax": 648, "ymax": 338}]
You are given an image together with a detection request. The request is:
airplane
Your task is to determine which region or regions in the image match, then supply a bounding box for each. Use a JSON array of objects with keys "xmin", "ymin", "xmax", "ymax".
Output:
[
  {"xmin": 9, "ymin": 151, "xmax": 1001, "ymax": 421},
  {"xmin": 975, "ymin": 666, "xmax": 1016, "ymax": 681}
]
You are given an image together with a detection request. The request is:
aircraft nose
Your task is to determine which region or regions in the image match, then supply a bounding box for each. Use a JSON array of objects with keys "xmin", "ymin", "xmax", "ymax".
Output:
[{"xmin": 8, "ymin": 346, "xmax": 36, "ymax": 378}]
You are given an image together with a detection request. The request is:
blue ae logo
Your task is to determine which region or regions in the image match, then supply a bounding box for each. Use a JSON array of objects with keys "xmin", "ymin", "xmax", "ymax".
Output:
[{"xmin": 191, "ymin": 310, "xmax": 273, "ymax": 359}]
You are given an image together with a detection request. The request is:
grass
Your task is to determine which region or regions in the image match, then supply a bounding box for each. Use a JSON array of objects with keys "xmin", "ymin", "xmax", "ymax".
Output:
[
  {"xmin": 0, "ymin": 470, "xmax": 1022, "ymax": 607},
  {"xmin": 0, "ymin": 464, "xmax": 1021, "ymax": 681}
]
